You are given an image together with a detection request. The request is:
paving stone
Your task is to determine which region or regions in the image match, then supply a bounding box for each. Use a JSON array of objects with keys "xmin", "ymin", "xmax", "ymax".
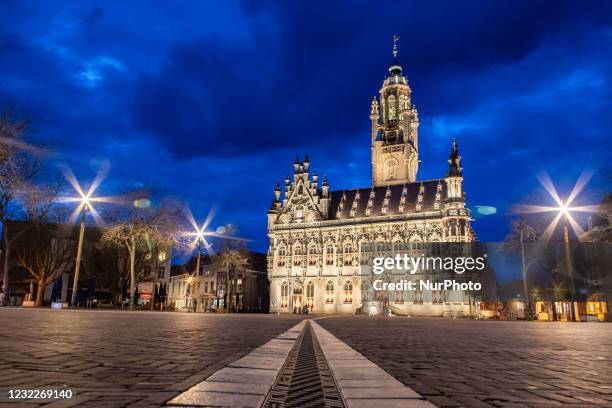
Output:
[
  {"xmin": 165, "ymin": 390, "xmax": 264, "ymax": 407},
  {"xmin": 0, "ymin": 309, "xmax": 304, "ymax": 407},
  {"xmin": 319, "ymin": 316, "xmax": 612, "ymax": 408}
]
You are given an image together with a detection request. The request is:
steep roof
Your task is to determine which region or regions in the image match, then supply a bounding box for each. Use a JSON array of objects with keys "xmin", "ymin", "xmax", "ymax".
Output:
[{"xmin": 328, "ymin": 179, "xmax": 444, "ymax": 220}]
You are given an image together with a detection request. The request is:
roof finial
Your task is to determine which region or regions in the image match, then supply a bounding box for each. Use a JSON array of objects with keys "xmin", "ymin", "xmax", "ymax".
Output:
[{"xmin": 393, "ymin": 34, "xmax": 400, "ymax": 61}]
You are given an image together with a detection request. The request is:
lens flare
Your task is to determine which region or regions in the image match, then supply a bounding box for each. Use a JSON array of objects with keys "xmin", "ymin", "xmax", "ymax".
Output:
[{"xmin": 515, "ymin": 170, "xmax": 601, "ymax": 242}]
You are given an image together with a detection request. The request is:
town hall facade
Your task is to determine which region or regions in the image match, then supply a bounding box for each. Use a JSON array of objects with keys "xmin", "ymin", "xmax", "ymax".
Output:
[{"xmin": 267, "ymin": 46, "xmax": 475, "ymax": 316}]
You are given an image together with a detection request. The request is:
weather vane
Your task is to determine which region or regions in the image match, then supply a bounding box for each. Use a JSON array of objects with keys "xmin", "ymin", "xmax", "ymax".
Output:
[{"xmin": 393, "ymin": 34, "xmax": 400, "ymax": 60}]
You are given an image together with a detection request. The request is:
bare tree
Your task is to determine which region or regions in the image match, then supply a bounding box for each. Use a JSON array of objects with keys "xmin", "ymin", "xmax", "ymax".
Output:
[
  {"xmin": 0, "ymin": 104, "xmax": 49, "ymax": 305},
  {"xmin": 219, "ymin": 239, "xmax": 248, "ymax": 312},
  {"xmin": 102, "ymin": 202, "xmax": 180, "ymax": 309},
  {"xmin": 14, "ymin": 223, "xmax": 75, "ymax": 306}
]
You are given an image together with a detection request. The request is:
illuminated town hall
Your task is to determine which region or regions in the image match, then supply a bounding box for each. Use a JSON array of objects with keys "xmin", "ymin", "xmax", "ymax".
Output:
[{"xmin": 267, "ymin": 46, "xmax": 475, "ymax": 315}]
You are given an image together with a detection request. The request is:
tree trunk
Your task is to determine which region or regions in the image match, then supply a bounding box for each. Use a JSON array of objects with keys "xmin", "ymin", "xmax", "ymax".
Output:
[
  {"xmin": 2, "ymin": 225, "xmax": 10, "ymax": 305},
  {"xmin": 129, "ymin": 242, "xmax": 136, "ymax": 310},
  {"xmin": 35, "ymin": 278, "xmax": 45, "ymax": 307}
]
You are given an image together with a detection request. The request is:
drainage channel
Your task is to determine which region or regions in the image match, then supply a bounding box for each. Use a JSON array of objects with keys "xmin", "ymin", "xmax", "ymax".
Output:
[{"xmin": 262, "ymin": 321, "xmax": 345, "ymax": 408}]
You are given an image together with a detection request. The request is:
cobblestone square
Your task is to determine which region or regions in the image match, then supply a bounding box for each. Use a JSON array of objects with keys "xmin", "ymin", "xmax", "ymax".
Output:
[
  {"xmin": 0, "ymin": 309, "xmax": 304, "ymax": 408},
  {"xmin": 319, "ymin": 316, "xmax": 612, "ymax": 407}
]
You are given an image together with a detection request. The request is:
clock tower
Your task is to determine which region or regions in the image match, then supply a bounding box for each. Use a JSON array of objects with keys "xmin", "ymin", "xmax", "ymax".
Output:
[{"xmin": 371, "ymin": 36, "xmax": 419, "ymax": 186}]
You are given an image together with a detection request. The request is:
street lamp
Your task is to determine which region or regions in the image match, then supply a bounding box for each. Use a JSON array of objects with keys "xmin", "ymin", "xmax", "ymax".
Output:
[
  {"xmin": 61, "ymin": 167, "xmax": 111, "ymax": 308},
  {"xmin": 516, "ymin": 172, "xmax": 600, "ymax": 321}
]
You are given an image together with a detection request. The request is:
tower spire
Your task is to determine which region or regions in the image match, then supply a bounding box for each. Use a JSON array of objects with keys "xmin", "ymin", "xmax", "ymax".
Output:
[
  {"xmin": 393, "ymin": 34, "xmax": 400, "ymax": 62},
  {"xmin": 447, "ymin": 137, "xmax": 462, "ymax": 177}
]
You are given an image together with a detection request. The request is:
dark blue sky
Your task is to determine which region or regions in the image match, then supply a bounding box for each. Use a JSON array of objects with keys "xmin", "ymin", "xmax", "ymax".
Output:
[{"xmin": 1, "ymin": 1, "xmax": 611, "ymax": 253}]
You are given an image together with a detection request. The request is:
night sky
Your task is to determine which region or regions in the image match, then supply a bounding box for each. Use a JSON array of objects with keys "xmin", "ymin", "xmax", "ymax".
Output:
[{"xmin": 1, "ymin": 1, "xmax": 611, "ymax": 253}]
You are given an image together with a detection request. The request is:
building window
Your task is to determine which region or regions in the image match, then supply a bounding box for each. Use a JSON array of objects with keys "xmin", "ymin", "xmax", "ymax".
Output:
[
  {"xmin": 387, "ymin": 95, "xmax": 397, "ymax": 120},
  {"xmin": 210, "ymin": 281, "xmax": 215, "ymax": 294},
  {"xmin": 325, "ymin": 281, "xmax": 334, "ymax": 303},
  {"xmin": 281, "ymin": 282, "xmax": 289, "ymax": 308},
  {"xmin": 237, "ymin": 278, "xmax": 243, "ymax": 292},
  {"xmin": 293, "ymin": 245, "xmax": 303, "ymax": 266},
  {"xmin": 344, "ymin": 281, "xmax": 353, "ymax": 303},
  {"xmin": 157, "ymin": 265, "xmax": 165, "ymax": 279},
  {"xmin": 306, "ymin": 281, "xmax": 314, "ymax": 310},
  {"xmin": 381, "ymin": 207, "xmax": 387, "ymax": 215},
  {"xmin": 143, "ymin": 264, "xmax": 152, "ymax": 277},
  {"xmin": 343, "ymin": 243, "xmax": 353, "ymax": 265},
  {"xmin": 308, "ymin": 245, "xmax": 318, "ymax": 266},
  {"xmin": 204, "ymin": 282, "xmax": 208, "ymax": 293},
  {"xmin": 278, "ymin": 247, "xmax": 286, "ymax": 266},
  {"xmin": 433, "ymin": 290, "xmax": 443, "ymax": 304},
  {"xmin": 325, "ymin": 244, "xmax": 334, "ymax": 266}
]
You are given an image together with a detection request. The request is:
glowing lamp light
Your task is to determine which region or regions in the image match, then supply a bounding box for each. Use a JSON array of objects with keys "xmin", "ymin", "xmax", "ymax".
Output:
[{"xmin": 515, "ymin": 171, "xmax": 600, "ymax": 242}]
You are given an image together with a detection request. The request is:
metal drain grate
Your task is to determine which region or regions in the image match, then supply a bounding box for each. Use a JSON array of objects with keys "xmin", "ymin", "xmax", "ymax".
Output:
[{"xmin": 263, "ymin": 321, "xmax": 345, "ymax": 408}]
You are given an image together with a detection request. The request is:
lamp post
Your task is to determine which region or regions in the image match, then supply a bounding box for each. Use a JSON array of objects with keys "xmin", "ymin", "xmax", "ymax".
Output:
[
  {"xmin": 193, "ymin": 235, "xmax": 203, "ymax": 312},
  {"xmin": 70, "ymin": 196, "xmax": 89, "ymax": 308},
  {"xmin": 558, "ymin": 203, "xmax": 578, "ymax": 321}
]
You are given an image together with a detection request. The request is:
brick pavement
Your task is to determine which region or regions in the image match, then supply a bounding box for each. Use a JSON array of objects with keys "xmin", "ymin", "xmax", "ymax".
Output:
[
  {"xmin": 319, "ymin": 316, "xmax": 612, "ymax": 408},
  {"xmin": 0, "ymin": 309, "xmax": 304, "ymax": 408}
]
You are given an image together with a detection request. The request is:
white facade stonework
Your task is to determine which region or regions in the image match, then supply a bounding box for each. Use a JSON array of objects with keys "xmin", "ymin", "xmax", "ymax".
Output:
[{"xmin": 267, "ymin": 55, "xmax": 475, "ymax": 316}]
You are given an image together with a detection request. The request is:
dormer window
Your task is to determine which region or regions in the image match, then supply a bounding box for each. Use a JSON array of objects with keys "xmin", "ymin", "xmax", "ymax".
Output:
[
  {"xmin": 398, "ymin": 205, "xmax": 404, "ymax": 213},
  {"xmin": 400, "ymin": 196, "xmax": 406, "ymax": 204},
  {"xmin": 416, "ymin": 204, "xmax": 422, "ymax": 211},
  {"xmin": 381, "ymin": 207, "xmax": 387, "ymax": 215},
  {"xmin": 418, "ymin": 195, "xmax": 423, "ymax": 202},
  {"xmin": 365, "ymin": 208, "xmax": 371, "ymax": 216},
  {"xmin": 383, "ymin": 198, "xmax": 389, "ymax": 206}
]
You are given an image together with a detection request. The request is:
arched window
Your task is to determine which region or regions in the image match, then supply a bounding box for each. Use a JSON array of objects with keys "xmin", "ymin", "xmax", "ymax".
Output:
[
  {"xmin": 280, "ymin": 282, "xmax": 289, "ymax": 308},
  {"xmin": 277, "ymin": 247, "xmax": 286, "ymax": 266},
  {"xmin": 344, "ymin": 281, "xmax": 353, "ymax": 303},
  {"xmin": 325, "ymin": 281, "xmax": 334, "ymax": 303},
  {"xmin": 343, "ymin": 242, "xmax": 353, "ymax": 265},
  {"xmin": 387, "ymin": 95, "xmax": 397, "ymax": 120},
  {"xmin": 293, "ymin": 245, "xmax": 303, "ymax": 266},
  {"xmin": 308, "ymin": 245, "xmax": 318, "ymax": 266},
  {"xmin": 298, "ymin": 185, "xmax": 303, "ymax": 195},
  {"xmin": 306, "ymin": 281, "xmax": 314, "ymax": 310},
  {"xmin": 325, "ymin": 243, "xmax": 334, "ymax": 266}
]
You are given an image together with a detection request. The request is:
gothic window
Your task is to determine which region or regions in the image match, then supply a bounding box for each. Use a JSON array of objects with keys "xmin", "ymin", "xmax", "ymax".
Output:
[
  {"xmin": 298, "ymin": 185, "xmax": 303, "ymax": 195},
  {"xmin": 277, "ymin": 247, "xmax": 286, "ymax": 266},
  {"xmin": 308, "ymin": 245, "xmax": 318, "ymax": 266},
  {"xmin": 343, "ymin": 242, "xmax": 353, "ymax": 265},
  {"xmin": 325, "ymin": 281, "xmax": 334, "ymax": 303},
  {"xmin": 306, "ymin": 281, "xmax": 314, "ymax": 309},
  {"xmin": 385, "ymin": 159, "xmax": 398, "ymax": 180},
  {"xmin": 325, "ymin": 244, "xmax": 334, "ymax": 266},
  {"xmin": 157, "ymin": 265, "xmax": 165, "ymax": 279},
  {"xmin": 343, "ymin": 281, "xmax": 353, "ymax": 303},
  {"xmin": 293, "ymin": 245, "xmax": 303, "ymax": 266},
  {"xmin": 281, "ymin": 282, "xmax": 289, "ymax": 308},
  {"xmin": 400, "ymin": 94, "xmax": 409, "ymax": 110},
  {"xmin": 413, "ymin": 290, "xmax": 423, "ymax": 304},
  {"xmin": 387, "ymin": 95, "xmax": 397, "ymax": 120},
  {"xmin": 433, "ymin": 290, "xmax": 443, "ymax": 304},
  {"xmin": 360, "ymin": 242, "xmax": 371, "ymax": 265}
]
